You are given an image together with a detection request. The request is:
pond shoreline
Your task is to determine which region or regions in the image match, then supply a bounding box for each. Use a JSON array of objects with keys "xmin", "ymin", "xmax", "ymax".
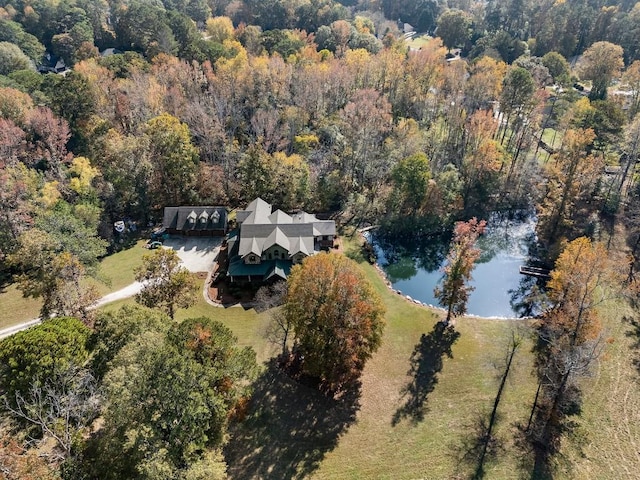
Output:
[{"xmin": 360, "ymin": 229, "xmax": 535, "ymax": 322}]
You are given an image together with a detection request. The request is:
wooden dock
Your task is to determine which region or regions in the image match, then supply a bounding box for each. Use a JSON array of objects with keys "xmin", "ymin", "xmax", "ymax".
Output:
[{"xmin": 520, "ymin": 266, "xmax": 551, "ymax": 279}]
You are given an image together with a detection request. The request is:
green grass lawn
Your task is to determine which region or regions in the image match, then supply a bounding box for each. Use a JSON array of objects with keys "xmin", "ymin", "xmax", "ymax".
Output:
[
  {"xmin": 221, "ymin": 236, "xmax": 640, "ymax": 480},
  {"xmin": 557, "ymin": 299, "xmax": 640, "ymax": 479},
  {"xmin": 223, "ymin": 236, "xmax": 540, "ymax": 479},
  {"xmin": 3, "ymin": 232, "xmax": 639, "ymax": 479},
  {"xmin": 98, "ymin": 287, "xmax": 273, "ymax": 361},
  {"xmin": 0, "ymin": 240, "xmax": 149, "ymax": 329},
  {"xmin": 89, "ymin": 240, "xmax": 149, "ymax": 296},
  {"xmin": 540, "ymin": 127, "xmax": 563, "ymax": 150},
  {"xmin": 0, "ymin": 283, "xmax": 42, "ymax": 329},
  {"xmin": 406, "ymin": 34, "xmax": 433, "ymax": 50}
]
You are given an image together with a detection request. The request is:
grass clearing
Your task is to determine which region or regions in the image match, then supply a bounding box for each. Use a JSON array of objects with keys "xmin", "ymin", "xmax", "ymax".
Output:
[
  {"xmin": 560, "ymin": 299, "xmax": 640, "ymax": 479},
  {"xmin": 0, "ymin": 240, "xmax": 149, "ymax": 330},
  {"xmin": 224, "ymin": 235, "xmax": 540, "ymax": 480},
  {"xmin": 406, "ymin": 34, "xmax": 432, "ymax": 50},
  {"xmin": 222, "ymin": 234, "xmax": 640, "ymax": 479},
  {"xmin": 0, "ymin": 283, "xmax": 42, "ymax": 329},
  {"xmin": 89, "ymin": 240, "xmax": 149, "ymax": 296},
  {"xmin": 97, "ymin": 287, "xmax": 273, "ymax": 361},
  {"xmin": 175, "ymin": 295, "xmax": 274, "ymax": 362}
]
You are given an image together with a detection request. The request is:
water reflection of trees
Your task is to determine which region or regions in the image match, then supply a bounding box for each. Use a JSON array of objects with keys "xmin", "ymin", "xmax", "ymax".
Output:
[
  {"xmin": 375, "ymin": 209, "xmax": 545, "ymax": 318},
  {"xmin": 373, "ymin": 230, "xmax": 450, "ymax": 281},
  {"xmin": 476, "ymin": 210, "xmax": 537, "ymax": 264},
  {"xmin": 376, "ymin": 209, "xmax": 537, "ymax": 273},
  {"xmin": 509, "ymin": 276, "xmax": 545, "ymax": 318}
]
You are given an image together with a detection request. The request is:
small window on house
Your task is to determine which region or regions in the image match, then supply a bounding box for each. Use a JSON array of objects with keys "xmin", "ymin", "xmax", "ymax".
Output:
[
  {"xmin": 250, "ymin": 255, "xmax": 255, "ymax": 262},
  {"xmin": 268, "ymin": 253, "xmax": 272, "ymax": 260}
]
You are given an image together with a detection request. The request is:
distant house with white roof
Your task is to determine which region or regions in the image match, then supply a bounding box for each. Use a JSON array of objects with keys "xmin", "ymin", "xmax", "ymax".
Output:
[{"xmin": 227, "ymin": 198, "xmax": 336, "ymax": 283}]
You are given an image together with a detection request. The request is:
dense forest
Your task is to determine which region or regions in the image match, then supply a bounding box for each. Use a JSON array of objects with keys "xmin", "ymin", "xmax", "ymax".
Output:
[{"xmin": 1, "ymin": 0, "xmax": 640, "ymax": 478}]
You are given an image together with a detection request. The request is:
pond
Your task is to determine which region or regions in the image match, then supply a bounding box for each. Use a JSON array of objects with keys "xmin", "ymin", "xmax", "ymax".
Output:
[{"xmin": 369, "ymin": 212, "xmax": 542, "ymax": 319}]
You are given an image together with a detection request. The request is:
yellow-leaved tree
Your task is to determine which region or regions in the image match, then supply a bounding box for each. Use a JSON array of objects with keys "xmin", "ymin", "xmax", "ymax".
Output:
[{"xmin": 527, "ymin": 237, "xmax": 624, "ymax": 476}]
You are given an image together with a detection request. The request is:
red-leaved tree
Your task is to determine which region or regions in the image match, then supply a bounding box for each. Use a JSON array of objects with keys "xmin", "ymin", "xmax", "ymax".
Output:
[{"xmin": 434, "ymin": 218, "xmax": 486, "ymax": 325}]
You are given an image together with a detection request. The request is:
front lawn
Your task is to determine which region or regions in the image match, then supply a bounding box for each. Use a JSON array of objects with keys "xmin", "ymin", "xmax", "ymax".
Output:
[
  {"xmin": 0, "ymin": 283, "xmax": 42, "ymax": 330},
  {"xmin": 0, "ymin": 240, "xmax": 149, "ymax": 329},
  {"xmin": 89, "ymin": 240, "xmax": 150, "ymax": 296}
]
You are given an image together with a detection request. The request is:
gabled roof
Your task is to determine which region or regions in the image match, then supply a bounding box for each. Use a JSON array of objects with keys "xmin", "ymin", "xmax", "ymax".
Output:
[
  {"xmin": 238, "ymin": 233, "xmax": 265, "ymax": 258},
  {"xmin": 162, "ymin": 206, "xmax": 227, "ymax": 231},
  {"xmin": 289, "ymin": 236, "xmax": 314, "ymax": 256},
  {"xmin": 238, "ymin": 198, "xmax": 272, "ymax": 225},
  {"xmin": 269, "ymin": 209, "xmax": 293, "ymax": 224},
  {"xmin": 265, "ymin": 260, "xmax": 292, "ymax": 281},
  {"xmin": 248, "ymin": 237, "xmax": 261, "ymax": 256},
  {"xmin": 263, "ymin": 227, "xmax": 290, "ymax": 251},
  {"xmin": 234, "ymin": 198, "xmax": 335, "ymax": 261}
]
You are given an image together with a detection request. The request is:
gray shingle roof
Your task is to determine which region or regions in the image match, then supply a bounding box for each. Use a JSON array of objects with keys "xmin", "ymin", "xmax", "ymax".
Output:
[
  {"xmin": 264, "ymin": 227, "xmax": 290, "ymax": 251},
  {"xmin": 238, "ymin": 198, "xmax": 272, "ymax": 225},
  {"xmin": 163, "ymin": 206, "xmax": 227, "ymax": 231},
  {"xmin": 235, "ymin": 198, "xmax": 335, "ymax": 259},
  {"xmin": 269, "ymin": 209, "xmax": 293, "ymax": 224},
  {"xmin": 289, "ymin": 235, "xmax": 314, "ymax": 256}
]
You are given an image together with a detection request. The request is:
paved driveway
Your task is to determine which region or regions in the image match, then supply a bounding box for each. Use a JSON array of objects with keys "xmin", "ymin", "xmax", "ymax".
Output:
[{"xmin": 162, "ymin": 236, "xmax": 222, "ymax": 272}]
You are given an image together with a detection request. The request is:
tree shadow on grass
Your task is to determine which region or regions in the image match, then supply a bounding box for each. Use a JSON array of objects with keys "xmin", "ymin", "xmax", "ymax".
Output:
[
  {"xmin": 224, "ymin": 359, "xmax": 361, "ymax": 480},
  {"xmin": 0, "ymin": 267, "xmax": 12, "ymax": 292},
  {"xmin": 624, "ymin": 315, "xmax": 640, "ymax": 375},
  {"xmin": 451, "ymin": 412, "xmax": 506, "ymax": 480},
  {"xmin": 392, "ymin": 322, "xmax": 460, "ymax": 426}
]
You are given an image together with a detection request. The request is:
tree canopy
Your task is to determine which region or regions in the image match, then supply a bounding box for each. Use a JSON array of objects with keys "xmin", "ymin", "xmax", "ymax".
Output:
[
  {"xmin": 1, "ymin": 0, "xmax": 640, "ymax": 476},
  {"xmin": 578, "ymin": 41, "xmax": 624, "ymax": 100},
  {"xmin": 436, "ymin": 9, "xmax": 471, "ymax": 51},
  {"xmin": 284, "ymin": 252, "xmax": 385, "ymax": 392},
  {"xmin": 528, "ymin": 237, "xmax": 624, "ymax": 475},
  {"xmin": 0, "ymin": 317, "xmax": 91, "ymax": 403},
  {"xmin": 97, "ymin": 316, "xmax": 256, "ymax": 479},
  {"xmin": 134, "ymin": 248, "xmax": 198, "ymax": 319}
]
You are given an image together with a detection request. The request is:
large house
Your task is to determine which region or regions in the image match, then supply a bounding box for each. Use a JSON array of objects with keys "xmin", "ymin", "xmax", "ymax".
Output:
[
  {"xmin": 162, "ymin": 206, "xmax": 228, "ymax": 236},
  {"xmin": 227, "ymin": 198, "xmax": 336, "ymax": 283}
]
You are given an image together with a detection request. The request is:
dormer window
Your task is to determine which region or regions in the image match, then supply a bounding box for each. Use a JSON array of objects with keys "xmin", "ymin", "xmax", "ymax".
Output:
[
  {"xmin": 199, "ymin": 210, "xmax": 209, "ymax": 224},
  {"xmin": 187, "ymin": 211, "xmax": 197, "ymax": 224},
  {"xmin": 211, "ymin": 210, "xmax": 220, "ymax": 223}
]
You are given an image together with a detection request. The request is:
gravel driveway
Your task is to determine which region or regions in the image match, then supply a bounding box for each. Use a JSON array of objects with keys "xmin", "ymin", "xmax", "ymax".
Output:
[{"xmin": 162, "ymin": 236, "xmax": 222, "ymax": 272}]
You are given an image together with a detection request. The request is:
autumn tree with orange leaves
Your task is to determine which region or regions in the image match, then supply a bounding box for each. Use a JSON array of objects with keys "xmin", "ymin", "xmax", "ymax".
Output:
[
  {"xmin": 537, "ymin": 128, "xmax": 602, "ymax": 245},
  {"xmin": 284, "ymin": 252, "xmax": 385, "ymax": 393},
  {"xmin": 434, "ymin": 218, "xmax": 487, "ymax": 325},
  {"xmin": 526, "ymin": 237, "xmax": 624, "ymax": 476}
]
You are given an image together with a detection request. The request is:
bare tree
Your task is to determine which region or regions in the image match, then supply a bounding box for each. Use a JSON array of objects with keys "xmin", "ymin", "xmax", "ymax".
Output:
[
  {"xmin": 255, "ymin": 281, "xmax": 291, "ymax": 357},
  {"xmin": 4, "ymin": 365, "xmax": 101, "ymax": 462}
]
